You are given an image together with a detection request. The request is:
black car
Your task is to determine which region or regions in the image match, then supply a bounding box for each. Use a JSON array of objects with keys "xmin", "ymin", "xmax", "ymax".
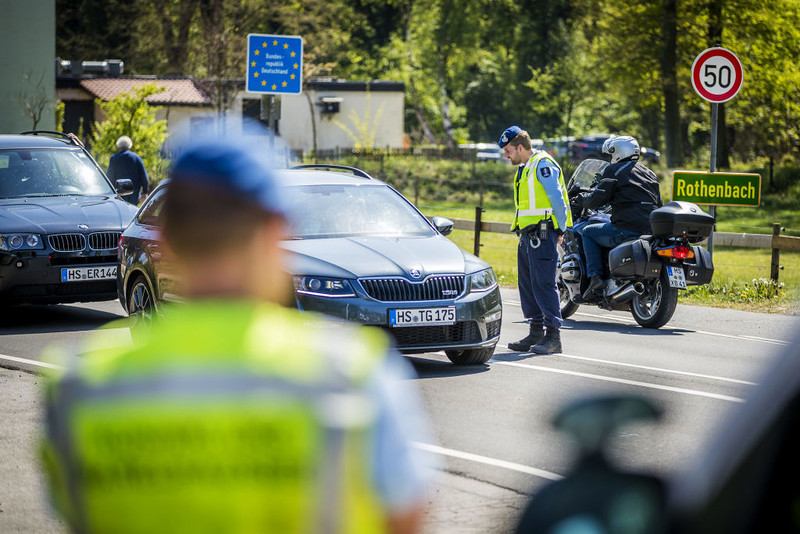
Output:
[
  {"xmin": 118, "ymin": 165, "xmax": 503, "ymax": 365},
  {"xmin": 568, "ymin": 135, "xmax": 661, "ymax": 166},
  {"xmin": 0, "ymin": 131, "xmax": 139, "ymax": 305}
]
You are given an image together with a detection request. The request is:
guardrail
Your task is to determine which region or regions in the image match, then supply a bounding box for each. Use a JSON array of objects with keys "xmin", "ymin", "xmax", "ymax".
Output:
[{"xmin": 450, "ymin": 210, "xmax": 800, "ymax": 282}]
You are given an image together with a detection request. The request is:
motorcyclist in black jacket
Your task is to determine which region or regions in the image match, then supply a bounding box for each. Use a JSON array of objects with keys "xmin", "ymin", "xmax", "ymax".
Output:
[{"xmin": 574, "ymin": 136, "xmax": 663, "ymax": 299}]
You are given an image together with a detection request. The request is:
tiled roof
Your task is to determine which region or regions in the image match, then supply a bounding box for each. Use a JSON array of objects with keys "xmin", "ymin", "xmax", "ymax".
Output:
[{"xmin": 79, "ymin": 78, "xmax": 210, "ymax": 105}]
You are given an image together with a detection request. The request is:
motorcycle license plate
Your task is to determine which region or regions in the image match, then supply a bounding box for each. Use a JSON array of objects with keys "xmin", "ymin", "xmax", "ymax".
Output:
[
  {"xmin": 390, "ymin": 306, "xmax": 456, "ymax": 327},
  {"xmin": 667, "ymin": 266, "xmax": 687, "ymax": 289}
]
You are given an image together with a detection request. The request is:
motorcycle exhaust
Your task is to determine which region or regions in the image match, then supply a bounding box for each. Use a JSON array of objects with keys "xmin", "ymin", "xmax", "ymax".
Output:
[{"xmin": 609, "ymin": 282, "xmax": 645, "ymax": 304}]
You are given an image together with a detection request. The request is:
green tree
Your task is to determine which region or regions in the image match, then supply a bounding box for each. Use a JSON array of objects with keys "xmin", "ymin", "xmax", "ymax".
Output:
[
  {"xmin": 715, "ymin": 0, "xmax": 800, "ymax": 161},
  {"xmin": 56, "ymin": 0, "xmax": 139, "ymax": 65},
  {"xmin": 91, "ymin": 84, "xmax": 169, "ymax": 184},
  {"xmin": 57, "ymin": 0, "xmax": 800, "ymax": 165}
]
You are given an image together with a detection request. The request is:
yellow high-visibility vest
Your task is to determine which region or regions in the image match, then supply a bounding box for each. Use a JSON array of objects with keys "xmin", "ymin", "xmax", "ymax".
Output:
[
  {"xmin": 41, "ymin": 301, "xmax": 389, "ymax": 534},
  {"xmin": 512, "ymin": 151, "xmax": 572, "ymax": 232}
]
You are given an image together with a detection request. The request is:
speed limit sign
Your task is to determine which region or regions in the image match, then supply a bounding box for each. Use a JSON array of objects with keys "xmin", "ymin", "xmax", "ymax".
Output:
[{"xmin": 691, "ymin": 47, "xmax": 743, "ymax": 103}]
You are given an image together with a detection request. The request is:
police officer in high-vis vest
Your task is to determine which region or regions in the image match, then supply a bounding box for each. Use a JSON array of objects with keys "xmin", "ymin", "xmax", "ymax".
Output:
[
  {"xmin": 40, "ymin": 135, "xmax": 432, "ymax": 534},
  {"xmin": 499, "ymin": 126, "xmax": 572, "ymax": 354}
]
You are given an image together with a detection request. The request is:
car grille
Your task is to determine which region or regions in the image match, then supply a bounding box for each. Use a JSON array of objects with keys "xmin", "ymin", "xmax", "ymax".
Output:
[
  {"xmin": 381, "ymin": 321, "xmax": 480, "ymax": 347},
  {"xmin": 89, "ymin": 232, "xmax": 121, "ymax": 250},
  {"xmin": 49, "ymin": 255, "xmax": 117, "ymax": 267},
  {"xmin": 360, "ymin": 275, "xmax": 466, "ymax": 302},
  {"xmin": 48, "ymin": 233, "xmax": 87, "ymax": 252}
]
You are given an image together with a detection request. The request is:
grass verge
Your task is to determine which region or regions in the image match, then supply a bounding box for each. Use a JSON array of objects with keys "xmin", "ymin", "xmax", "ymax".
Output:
[{"xmin": 421, "ymin": 203, "xmax": 800, "ymax": 315}]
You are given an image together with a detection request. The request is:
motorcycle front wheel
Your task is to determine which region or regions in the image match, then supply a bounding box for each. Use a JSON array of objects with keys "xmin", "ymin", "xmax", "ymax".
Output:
[
  {"xmin": 559, "ymin": 277, "xmax": 580, "ymax": 319},
  {"xmin": 630, "ymin": 268, "xmax": 678, "ymax": 328}
]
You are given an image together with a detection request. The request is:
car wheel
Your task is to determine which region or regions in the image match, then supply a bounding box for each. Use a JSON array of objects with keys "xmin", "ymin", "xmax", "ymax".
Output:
[
  {"xmin": 127, "ymin": 275, "xmax": 155, "ymax": 334},
  {"xmin": 445, "ymin": 346, "xmax": 495, "ymax": 365}
]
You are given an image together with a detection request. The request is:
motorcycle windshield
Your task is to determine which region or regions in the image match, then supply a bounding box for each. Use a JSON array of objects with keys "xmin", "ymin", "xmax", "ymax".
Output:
[{"xmin": 568, "ymin": 159, "xmax": 608, "ymax": 190}]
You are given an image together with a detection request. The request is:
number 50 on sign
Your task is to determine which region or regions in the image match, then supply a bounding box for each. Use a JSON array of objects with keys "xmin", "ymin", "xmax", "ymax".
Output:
[{"xmin": 691, "ymin": 47, "xmax": 743, "ymax": 104}]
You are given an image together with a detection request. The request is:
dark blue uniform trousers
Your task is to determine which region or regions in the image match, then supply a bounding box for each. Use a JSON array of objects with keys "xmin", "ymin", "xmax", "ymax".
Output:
[{"xmin": 518, "ymin": 232, "xmax": 563, "ymax": 330}]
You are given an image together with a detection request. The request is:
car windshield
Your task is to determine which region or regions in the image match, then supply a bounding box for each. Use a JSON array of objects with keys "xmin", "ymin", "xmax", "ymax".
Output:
[
  {"xmin": 0, "ymin": 148, "xmax": 114, "ymax": 198},
  {"xmin": 284, "ymin": 184, "xmax": 436, "ymax": 239}
]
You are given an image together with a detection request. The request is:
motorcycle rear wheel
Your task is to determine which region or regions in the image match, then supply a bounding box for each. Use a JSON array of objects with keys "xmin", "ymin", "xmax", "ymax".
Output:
[{"xmin": 630, "ymin": 268, "xmax": 678, "ymax": 328}]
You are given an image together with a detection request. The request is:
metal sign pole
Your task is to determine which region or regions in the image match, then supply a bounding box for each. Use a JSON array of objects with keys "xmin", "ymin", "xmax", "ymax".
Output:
[
  {"xmin": 708, "ymin": 102, "xmax": 718, "ymax": 257},
  {"xmin": 259, "ymin": 95, "xmax": 271, "ymax": 146},
  {"xmin": 259, "ymin": 95, "xmax": 281, "ymax": 149}
]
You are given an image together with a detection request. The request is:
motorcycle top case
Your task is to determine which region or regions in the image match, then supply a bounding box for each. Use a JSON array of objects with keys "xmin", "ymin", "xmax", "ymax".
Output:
[
  {"xmin": 649, "ymin": 201, "xmax": 715, "ymax": 243},
  {"xmin": 608, "ymin": 238, "xmax": 662, "ymax": 279}
]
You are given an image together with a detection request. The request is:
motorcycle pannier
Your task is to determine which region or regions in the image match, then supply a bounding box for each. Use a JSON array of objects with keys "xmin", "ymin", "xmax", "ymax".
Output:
[
  {"xmin": 683, "ymin": 245, "xmax": 714, "ymax": 286},
  {"xmin": 649, "ymin": 201, "xmax": 715, "ymax": 243},
  {"xmin": 608, "ymin": 238, "xmax": 661, "ymax": 279}
]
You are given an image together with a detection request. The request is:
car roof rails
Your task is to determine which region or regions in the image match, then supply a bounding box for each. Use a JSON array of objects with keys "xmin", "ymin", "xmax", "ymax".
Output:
[
  {"xmin": 20, "ymin": 130, "xmax": 84, "ymax": 147},
  {"xmin": 290, "ymin": 164, "xmax": 374, "ymax": 180}
]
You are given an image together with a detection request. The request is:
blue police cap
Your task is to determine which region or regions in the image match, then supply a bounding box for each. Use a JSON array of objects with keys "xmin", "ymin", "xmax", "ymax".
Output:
[
  {"xmin": 170, "ymin": 138, "xmax": 287, "ymax": 217},
  {"xmin": 498, "ymin": 126, "xmax": 522, "ymax": 148}
]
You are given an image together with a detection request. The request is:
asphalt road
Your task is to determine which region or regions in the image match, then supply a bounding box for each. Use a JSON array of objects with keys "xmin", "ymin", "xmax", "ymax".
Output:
[{"xmin": 1, "ymin": 290, "xmax": 798, "ymax": 533}]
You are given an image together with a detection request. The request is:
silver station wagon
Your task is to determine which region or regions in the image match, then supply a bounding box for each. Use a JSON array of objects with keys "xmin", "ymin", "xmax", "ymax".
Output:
[{"xmin": 118, "ymin": 165, "xmax": 502, "ymax": 364}]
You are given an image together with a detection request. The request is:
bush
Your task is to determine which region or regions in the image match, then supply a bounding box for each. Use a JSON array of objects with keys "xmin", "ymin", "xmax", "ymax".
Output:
[
  {"xmin": 315, "ymin": 155, "xmax": 516, "ymax": 205},
  {"xmin": 752, "ymin": 164, "xmax": 800, "ymax": 194},
  {"xmin": 682, "ymin": 276, "xmax": 786, "ymax": 303}
]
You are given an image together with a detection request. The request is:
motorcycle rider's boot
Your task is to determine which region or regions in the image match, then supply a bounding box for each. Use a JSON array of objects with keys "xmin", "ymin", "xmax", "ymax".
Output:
[
  {"xmin": 508, "ymin": 323, "xmax": 545, "ymax": 352},
  {"xmin": 531, "ymin": 327, "xmax": 562, "ymax": 354},
  {"xmin": 582, "ymin": 276, "xmax": 605, "ymax": 300}
]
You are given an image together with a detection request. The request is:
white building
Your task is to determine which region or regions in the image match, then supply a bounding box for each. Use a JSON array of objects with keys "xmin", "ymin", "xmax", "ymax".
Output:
[
  {"xmin": 56, "ymin": 64, "xmax": 405, "ymax": 155},
  {"xmin": 0, "ymin": 0, "xmax": 56, "ymax": 133}
]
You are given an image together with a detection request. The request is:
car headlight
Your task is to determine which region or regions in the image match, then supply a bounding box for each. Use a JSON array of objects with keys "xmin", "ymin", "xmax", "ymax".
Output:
[
  {"xmin": 293, "ymin": 276, "xmax": 356, "ymax": 297},
  {"xmin": 0, "ymin": 233, "xmax": 43, "ymax": 251},
  {"xmin": 468, "ymin": 268, "xmax": 497, "ymax": 293}
]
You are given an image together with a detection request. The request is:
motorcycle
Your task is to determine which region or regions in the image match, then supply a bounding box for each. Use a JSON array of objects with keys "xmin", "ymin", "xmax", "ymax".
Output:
[{"xmin": 558, "ymin": 159, "xmax": 715, "ymax": 328}]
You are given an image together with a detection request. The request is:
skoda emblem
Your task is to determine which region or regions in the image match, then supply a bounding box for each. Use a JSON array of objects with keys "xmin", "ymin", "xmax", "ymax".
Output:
[
  {"xmin": 409, "ymin": 269, "xmax": 422, "ymax": 279},
  {"xmin": 77, "ymin": 224, "xmax": 89, "ymax": 230}
]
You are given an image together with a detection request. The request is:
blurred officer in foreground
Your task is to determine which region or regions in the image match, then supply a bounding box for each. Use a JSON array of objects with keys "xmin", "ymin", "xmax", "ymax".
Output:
[
  {"xmin": 40, "ymin": 136, "xmax": 433, "ymax": 534},
  {"xmin": 500, "ymin": 126, "xmax": 572, "ymax": 354}
]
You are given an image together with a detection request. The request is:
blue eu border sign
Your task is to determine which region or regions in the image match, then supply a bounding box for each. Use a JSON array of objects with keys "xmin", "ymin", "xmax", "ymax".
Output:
[
  {"xmin": 246, "ymin": 34, "xmax": 303, "ymax": 95},
  {"xmin": 672, "ymin": 170, "xmax": 761, "ymax": 207}
]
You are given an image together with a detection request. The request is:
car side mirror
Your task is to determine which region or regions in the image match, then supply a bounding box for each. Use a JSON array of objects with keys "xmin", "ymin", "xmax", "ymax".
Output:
[
  {"xmin": 115, "ymin": 179, "xmax": 134, "ymax": 196},
  {"xmin": 432, "ymin": 216, "xmax": 454, "ymax": 236}
]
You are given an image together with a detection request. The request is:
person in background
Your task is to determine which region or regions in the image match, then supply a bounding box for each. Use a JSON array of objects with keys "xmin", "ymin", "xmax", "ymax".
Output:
[
  {"xmin": 107, "ymin": 135, "xmax": 149, "ymax": 205},
  {"xmin": 40, "ymin": 135, "xmax": 433, "ymax": 534},
  {"xmin": 573, "ymin": 135, "xmax": 662, "ymax": 300},
  {"xmin": 500, "ymin": 126, "xmax": 572, "ymax": 355}
]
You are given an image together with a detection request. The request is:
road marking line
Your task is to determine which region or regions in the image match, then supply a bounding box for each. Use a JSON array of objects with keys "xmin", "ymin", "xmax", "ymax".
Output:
[
  {"xmin": 738, "ymin": 335, "xmax": 790, "ymax": 346},
  {"xmin": 551, "ymin": 353, "xmax": 756, "ymax": 385},
  {"xmin": 575, "ymin": 311, "xmax": 636, "ymax": 324},
  {"xmin": 504, "ymin": 299, "xmax": 790, "ymax": 346},
  {"xmin": 493, "ymin": 361, "xmax": 746, "ymax": 403},
  {"xmin": 0, "ymin": 353, "xmax": 64, "ymax": 370},
  {"xmin": 413, "ymin": 442, "xmax": 563, "ymax": 481}
]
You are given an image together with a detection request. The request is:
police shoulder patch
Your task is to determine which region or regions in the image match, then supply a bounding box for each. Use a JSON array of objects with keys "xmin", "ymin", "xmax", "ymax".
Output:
[{"xmin": 540, "ymin": 166, "xmax": 552, "ymax": 178}]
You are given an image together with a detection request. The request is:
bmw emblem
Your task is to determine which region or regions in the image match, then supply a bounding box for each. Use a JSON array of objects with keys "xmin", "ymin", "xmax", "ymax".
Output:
[
  {"xmin": 410, "ymin": 269, "xmax": 422, "ymax": 279},
  {"xmin": 78, "ymin": 224, "xmax": 89, "ymax": 230}
]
